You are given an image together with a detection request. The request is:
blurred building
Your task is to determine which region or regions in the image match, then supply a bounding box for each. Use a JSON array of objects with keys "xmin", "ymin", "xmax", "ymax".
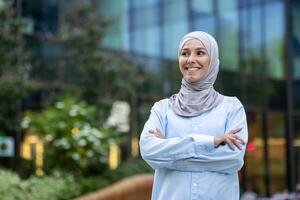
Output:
[{"xmin": 16, "ymin": 0, "xmax": 300, "ymax": 197}]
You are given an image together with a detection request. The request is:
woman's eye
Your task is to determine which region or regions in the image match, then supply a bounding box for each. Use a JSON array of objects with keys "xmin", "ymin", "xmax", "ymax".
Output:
[
  {"xmin": 181, "ymin": 52, "xmax": 188, "ymax": 56},
  {"xmin": 197, "ymin": 51, "xmax": 206, "ymax": 56}
]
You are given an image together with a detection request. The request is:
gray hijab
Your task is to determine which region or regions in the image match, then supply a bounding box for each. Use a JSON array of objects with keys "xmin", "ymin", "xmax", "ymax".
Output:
[{"xmin": 169, "ymin": 31, "xmax": 224, "ymax": 117}]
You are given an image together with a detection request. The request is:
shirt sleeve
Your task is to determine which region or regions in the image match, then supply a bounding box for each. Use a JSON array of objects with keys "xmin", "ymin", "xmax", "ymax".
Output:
[
  {"xmin": 139, "ymin": 100, "xmax": 216, "ymax": 170},
  {"xmin": 167, "ymin": 97, "xmax": 248, "ymax": 174}
]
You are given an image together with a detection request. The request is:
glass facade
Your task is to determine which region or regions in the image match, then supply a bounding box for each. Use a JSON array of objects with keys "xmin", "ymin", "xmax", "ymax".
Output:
[
  {"xmin": 21, "ymin": 0, "xmax": 59, "ymax": 33},
  {"xmin": 244, "ymin": 111, "xmax": 266, "ymax": 194},
  {"xmin": 19, "ymin": 0, "xmax": 300, "ymax": 196},
  {"xmin": 99, "ymin": 0, "xmax": 298, "ymax": 196},
  {"xmin": 100, "ymin": 0, "xmax": 129, "ymax": 50},
  {"xmin": 292, "ymin": 0, "xmax": 300, "ymax": 188}
]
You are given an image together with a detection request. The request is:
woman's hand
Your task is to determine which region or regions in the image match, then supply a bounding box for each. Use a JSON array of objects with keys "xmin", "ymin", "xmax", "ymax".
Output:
[
  {"xmin": 149, "ymin": 128, "xmax": 164, "ymax": 139},
  {"xmin": 214, "ymin": 128, "xmax": 246, "ymax": 150}
]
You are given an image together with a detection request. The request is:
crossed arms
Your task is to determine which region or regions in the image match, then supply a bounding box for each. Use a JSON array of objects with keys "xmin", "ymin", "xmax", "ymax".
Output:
[{"xmin": 139, "ymin": 100, "xmax": 248, "ymax": 174}]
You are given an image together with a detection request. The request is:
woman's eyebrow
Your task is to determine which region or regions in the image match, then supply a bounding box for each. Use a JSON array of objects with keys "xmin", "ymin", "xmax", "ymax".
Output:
[
  {"xmin": 181, "ymin": 47, "xmax": 207, "ymax": 51},
  {"xmin": 195, "ymin": 47, "xmax": 207, "ymax": 51},
  {"xmin": 181, "ymin": 48, "xmax": 190, "ymax": 51}
]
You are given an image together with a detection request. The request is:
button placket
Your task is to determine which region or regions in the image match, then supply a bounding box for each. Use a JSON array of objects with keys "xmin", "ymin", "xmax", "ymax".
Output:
[{"xmin": 191, "ymin": 173, "xmax": 201, "ymax": 200}]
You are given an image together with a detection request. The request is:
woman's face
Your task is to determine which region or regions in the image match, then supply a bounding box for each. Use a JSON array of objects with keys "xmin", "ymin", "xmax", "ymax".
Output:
[{"xmin": 179, "ymin": 39, "xmax": 210, "ymax": 82}]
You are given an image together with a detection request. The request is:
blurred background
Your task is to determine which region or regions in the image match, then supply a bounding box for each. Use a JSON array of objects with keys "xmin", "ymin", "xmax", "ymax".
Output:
[{"xmin": 0, "ymin": 0, "xmax": 299, "ymax": 199}]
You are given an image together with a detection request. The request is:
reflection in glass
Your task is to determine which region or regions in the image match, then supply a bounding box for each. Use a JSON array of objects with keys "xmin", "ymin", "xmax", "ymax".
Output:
[
  {"xmin": 163, "ymin": 0, "xmax": 187, "ymax": 23},
  {"xmin": 191, "ymin": 0, "xmax": 215, "ymax": 38},
  {"xmin": 22, "ymin": 0, "xmax": 59, "ymax": 33},
  {"xmin": 267, "ymin": 112, "xmax": 286, "ymax": 194},
  {"xmin": 192, "ymin": 17, "xmax": 216, "ymax": 37},
  {"xmin": 102, "ymin": 23, "xmax": 122, "ymax": 49},
  {"xmin": 131, "ymin": 26, "xmax": 160, "ymax": 57},
  {"xmin": 245, "ymin": 112, "xmax": 266, "ymax": 196},
  {"xmin": 248, "ymin": 5, "xmax": 263, "ymax": 75},
  {"xmin": 132, "ymin": 7, "xmax": 159, "ymax": 28},
  {"xmin": 265, "ymin": 2, "xmax": 284, "ymax": 80},
  {"xmin": 131, "ymin": 0, "xmax": 159, "ymax": 8},
  {"xmin": 294, "ymin": 115, "xmax": 300, "ymax": 184},
  {"xmin": 191, "ymin": 0, "xmax": 213, "ymax": 14},
  {"xmin": 144, "ymin": 26, "xmax": 160, "ymax": 57},
  {"xmin": 162, "ymin": 21, "xmax": 188, "ymax": 59},
  {"xmin": 218, "ymin": 0, "xmax": 238, "ymax": 71},
  {"xmin": 100, "ymin": 0, "xmax": 126, "ymax": 50},
  {"xmin": 291, "ymin": 0, "xmax": 300, "ymax": 109},
  {"xmin": 132, "ymin": 29, "xmax": 144, "ymax": 54}
]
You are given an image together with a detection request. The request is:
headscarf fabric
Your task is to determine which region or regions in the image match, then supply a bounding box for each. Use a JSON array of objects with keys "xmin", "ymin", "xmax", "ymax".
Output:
[{"xmin": 169, "ymin": 31, "xmax": 224, "ymax": 117}]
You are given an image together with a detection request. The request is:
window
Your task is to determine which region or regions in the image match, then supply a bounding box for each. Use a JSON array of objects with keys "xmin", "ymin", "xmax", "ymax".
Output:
[
  {"xmin": 218, "ymin": 0, "xmax": 239, "ymax": 71},
  {"xmin": 265, "ymin": 2, "xmax": 284, "ymax": 80},
  {"xmin": 163, "ymin": 0, "xmax": 187, "ymax": 23},
  {"xmin": 162, "ymin": 21, "xmax": 188, "ymax": 59}
]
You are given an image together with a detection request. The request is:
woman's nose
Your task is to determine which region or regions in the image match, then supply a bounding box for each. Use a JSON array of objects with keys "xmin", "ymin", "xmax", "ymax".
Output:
[{"xmin": 187, "ymin": 54, "xmax": 196, "ymax": 63}]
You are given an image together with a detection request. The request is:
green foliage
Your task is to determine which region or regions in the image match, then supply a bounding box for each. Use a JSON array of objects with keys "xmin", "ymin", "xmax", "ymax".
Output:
[
  {"xmin": 0, "ymin": 169, "xmax": 80, "ymax": 200},
  {"xmin": 0, "ymin": 0, "xmax": 30, "ymax": 132},
  {"xmin": 22, "ymin": 98, "xmax": 97, "ymax": 137},
  {"xmin": 0, "ymin": 0, "xmax": 25, "ymax": 73},
  {"xmin": 21, "ymin": 98, "xmax": 125, "ymax": 175},
  {"xmin": 46, "ymin": 1, "xmax": 147, "ymax": 121},
  {"xmin": 0, "ymin": 169, "xmax": 24, "ymax": 200},
  {"xmin": 22, "ymin": 172, "xmax": 81, "ymax": 200},
  {"xmin": 0, "ymin": 158, "xmax": 152, "ymax": 200},
  {"xmin": 16, "ymin": 0, "xmax": 147, "ymax": 178}
]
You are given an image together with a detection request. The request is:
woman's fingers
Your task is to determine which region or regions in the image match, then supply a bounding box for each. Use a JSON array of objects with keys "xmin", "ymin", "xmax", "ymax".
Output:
[
  {"xmin": 231, "ymin": 137, "xmax": 242, "ymax": 150},
  {"xmin": 229, "ymin": 128, "xmax": 242, "ymax": 134},
  {"xmin": 156, "ymin": 128, "xmax": 162, "ymax": 134},
  {"xmin": 225, "ymin": 137, "xmax": 236, "ymax": 151},
  {"xmin": 156, "ymin": 133, "xmax": 164, "ymax": 139},
  {"xmin": 224, "ymin": 128, "xmax": 245, "ymax": 150},
  {"xmin": 224, "ymin": 133, "xmax": 244, "ymax": 151},
  {"xmin": 148, "ymin": 129, "xmax": 164, "ymax": 139},
  {"xmin": 234, "ymin": 134, "xmax": 246, "ymax": 145}
]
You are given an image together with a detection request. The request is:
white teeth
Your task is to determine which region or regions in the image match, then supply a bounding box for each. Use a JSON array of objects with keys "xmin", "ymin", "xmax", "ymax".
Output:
[{"xmin": 187, "ymin": 67, "xmax": 199, "ymax": 71}]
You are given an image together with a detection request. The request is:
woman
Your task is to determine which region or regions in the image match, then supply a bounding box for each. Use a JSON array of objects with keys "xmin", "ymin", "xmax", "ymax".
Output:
[{"xmin": 139, "ymin": 31, "xmax": 248, "ymax": 200}]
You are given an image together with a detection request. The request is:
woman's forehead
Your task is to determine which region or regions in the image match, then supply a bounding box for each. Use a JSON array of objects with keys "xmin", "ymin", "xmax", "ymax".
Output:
[{"xmin": 181, "ymin": 38, "xmax": 207, "ymax": 50}]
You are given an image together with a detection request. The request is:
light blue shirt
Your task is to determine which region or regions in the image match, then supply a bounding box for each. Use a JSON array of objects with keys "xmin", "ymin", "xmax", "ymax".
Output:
[{"xmin": 139, "ymin": 96, "xmax": 248, "ymax": 200}]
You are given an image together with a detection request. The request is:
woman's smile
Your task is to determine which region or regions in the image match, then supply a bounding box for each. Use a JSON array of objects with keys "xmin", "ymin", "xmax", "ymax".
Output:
[{"xmin": 186, "ymin": 65, "xmax": 202, "ymax": 71}]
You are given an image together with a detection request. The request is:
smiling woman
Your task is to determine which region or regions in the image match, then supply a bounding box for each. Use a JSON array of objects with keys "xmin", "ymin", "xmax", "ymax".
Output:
[
  {"xmin": 139, "ymin": 31, "xmax": 248, "ymax": 200},
  {"xmin": 179, "ymin": 39, "xmax": 210, "ymax": 82}
]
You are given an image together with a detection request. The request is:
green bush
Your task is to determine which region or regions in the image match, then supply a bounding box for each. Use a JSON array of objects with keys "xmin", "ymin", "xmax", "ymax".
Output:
[
  {"xmin": 0, "ymin": 169, "xmax": 24, "ymax": 200},
  {"xmin": 0, "ymin": 169, "xmax": 80, "ymax": 200},
  {"xmin": 23, "ymin": 172, "xmax": 81, "ymax": 200},
  {"xmin": 0, "ymin": 158, "xmax": 152, "ymax": 200},
  {"xmin": 0, "ymin": 0, "xmax": 30, "ymax": 133},
  {"xmin": 21, "ymin": 97, "xmax": 125, "ymax": 175}
]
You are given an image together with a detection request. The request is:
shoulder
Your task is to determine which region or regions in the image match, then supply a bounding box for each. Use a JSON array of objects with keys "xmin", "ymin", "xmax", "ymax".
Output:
[
  {"xmin": 222, "ymin": 96, "xmax": 245, "ymax": 110},
  {"xmin": 152, "ymin": 98, "xmax": 169, "ymax": 111}
]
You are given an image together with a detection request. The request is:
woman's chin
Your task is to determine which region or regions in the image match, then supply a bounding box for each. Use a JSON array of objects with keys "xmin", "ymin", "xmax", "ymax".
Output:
[{"xmin": 184, "ymin": 76, "xmax": 201, "ymax": 83}]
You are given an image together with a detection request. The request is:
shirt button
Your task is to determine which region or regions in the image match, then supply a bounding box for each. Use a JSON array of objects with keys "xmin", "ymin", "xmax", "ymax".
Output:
[{"xmin": 193, "ymin": 183, "xmax": 197, "ymax": 187}]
